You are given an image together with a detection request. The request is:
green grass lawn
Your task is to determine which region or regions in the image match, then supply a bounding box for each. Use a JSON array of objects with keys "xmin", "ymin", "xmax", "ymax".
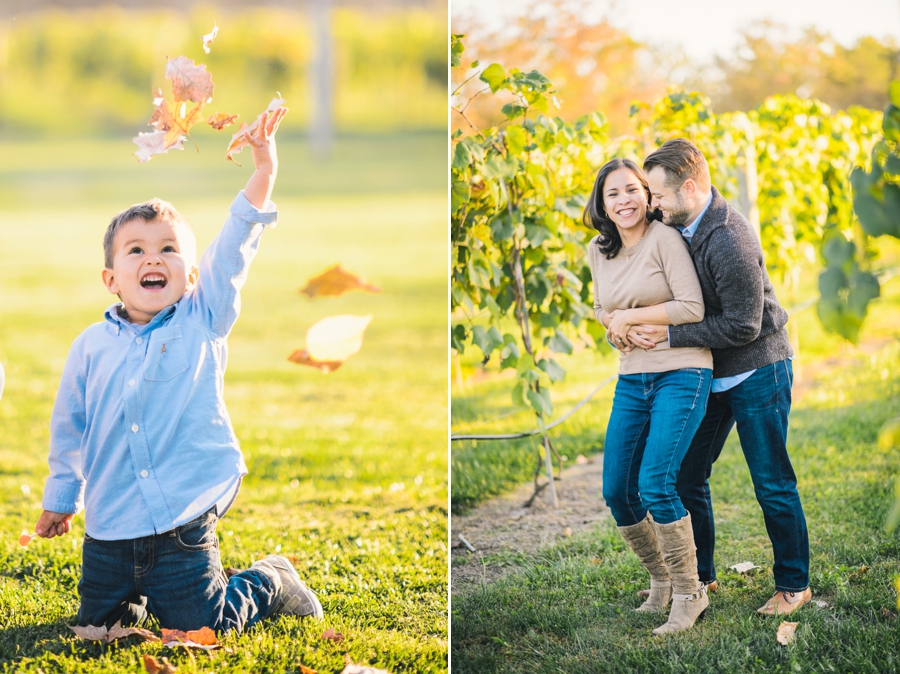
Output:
[
  {"xmin": 451, "ymin": 246, "xmax": 900, "ymax": 672},
  {"xmin": 0, "ymin": 133, "xmax": 448, "ymax": 673}
]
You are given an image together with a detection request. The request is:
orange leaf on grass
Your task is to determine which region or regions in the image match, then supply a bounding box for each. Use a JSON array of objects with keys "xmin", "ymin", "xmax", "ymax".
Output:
[
  {"xmin": 225, "ymin": 95, "xmax": 285, "ymax": 163},
  {"xmin": 299, "ymin": 265, "xmax": 382, "ymax": 299},
  {"xmin": 207, "ymin": 112, "xmax": 239, "ymax": 130},
  {"xmin": 166, "ymin": 56, "xmax": 214, "ymax": 104},
  {"xmin": 321, "ymin": 627, "xmax": 344, "ymax": 643},
  {"xmin": 776, "ymin": 620, "xmax": 799, "ymax": 645},
  {"xmin": 160, "ymin": 626, "xmax": 218, "ymax": 649},
  {"xmin": 144, "ymin": 654, "xmax": 178, "ymax": 674},
  {"xmin": 299, "ymin": 665, "xmax": 318, "ymax": 674}
]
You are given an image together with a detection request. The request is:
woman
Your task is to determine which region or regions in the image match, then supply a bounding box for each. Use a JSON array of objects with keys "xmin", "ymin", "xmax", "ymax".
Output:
[{"xmin": 584, "ymin": 158, "xmax": 712, "ymax": 635}]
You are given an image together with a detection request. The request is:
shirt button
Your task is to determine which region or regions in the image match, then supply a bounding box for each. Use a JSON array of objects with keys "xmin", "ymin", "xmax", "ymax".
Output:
[
  {"xmin": 131, "ymin": 424, "xmax": 139, "ymax": 433},
  {"xmin": 128, "ymin": 379, "xmax": 136, "ymax": 387},
  {"xmin": 140, "ymin": 470, "xmax": 149, "ymax": 478},
  {"xmin": 136, "ymin": 337, "xmax": 143, "ymax": 345}
]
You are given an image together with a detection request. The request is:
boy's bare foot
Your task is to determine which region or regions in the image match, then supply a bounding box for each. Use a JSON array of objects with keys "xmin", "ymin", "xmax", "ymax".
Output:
[{"xmin": 251, "ymin": 555, "xmax": 324, "ymax": 619}]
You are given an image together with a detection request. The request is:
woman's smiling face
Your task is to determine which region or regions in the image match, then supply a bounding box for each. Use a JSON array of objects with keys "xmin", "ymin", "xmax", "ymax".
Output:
[
  {"xmin": 602, "ymin": 167, "xmax": 648, "ymax": 231},
  {"xmin": 101, "ymin": 218, "xmax": 198, "ymax": 325}
]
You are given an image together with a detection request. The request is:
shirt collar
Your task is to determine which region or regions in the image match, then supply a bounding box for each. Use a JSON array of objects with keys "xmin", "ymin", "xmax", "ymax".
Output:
[
  {"xmin": 678, "ymin": 193, "xmax": 713, "ymax": 242},
  {"xmin": 104, "ymin": 302, "xmax": 178, "ymax": 335}
]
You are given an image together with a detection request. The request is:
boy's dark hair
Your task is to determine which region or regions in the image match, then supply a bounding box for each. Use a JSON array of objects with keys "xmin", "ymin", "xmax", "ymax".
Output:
[
  {"xmin": 103, "ymin": 199, "xmax": 193, "ymax": 269},
  {"xmin": 643, "ymin": 138, "xmax": 711, "ymax": 192}
]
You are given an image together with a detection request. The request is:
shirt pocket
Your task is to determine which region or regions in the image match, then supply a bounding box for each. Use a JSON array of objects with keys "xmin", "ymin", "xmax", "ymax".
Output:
[{"xmin": 144, "ymin": 325, "xmax": 189, "ymax": 382}]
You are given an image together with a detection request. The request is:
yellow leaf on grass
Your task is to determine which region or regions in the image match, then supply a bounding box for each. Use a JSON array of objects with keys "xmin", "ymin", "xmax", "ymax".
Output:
[
  {"xmin": 299, "ymin": 265, "xmax": 381, "ymax": 299},
  {"xmin": 776, "ymin": 620, "xmax": 798, "ymax": 645}
]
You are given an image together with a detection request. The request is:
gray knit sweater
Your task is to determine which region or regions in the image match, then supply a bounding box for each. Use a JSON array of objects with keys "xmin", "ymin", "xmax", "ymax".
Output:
[{"xmin": 667, "ymin": 186, "xmax": 793, "ymax": 378}]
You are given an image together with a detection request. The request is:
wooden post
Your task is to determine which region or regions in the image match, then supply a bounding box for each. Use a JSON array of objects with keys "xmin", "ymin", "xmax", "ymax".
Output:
[
  {"xmin": 737, "ymin": 129, "xmax": 761, "ymax": 242},
  {"xmin": 309, "ymin": 0, "xmax": 334, "ymax": 156}
]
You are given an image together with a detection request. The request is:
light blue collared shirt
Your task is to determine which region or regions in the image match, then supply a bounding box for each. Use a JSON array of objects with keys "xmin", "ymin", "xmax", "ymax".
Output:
[
  {"xmin": 42, "ymin": 192, "xmax": 277, "ymax": 540},
  {"xmin": 676, "ymin": 194, "xmax": 754, "ymax": 393}
]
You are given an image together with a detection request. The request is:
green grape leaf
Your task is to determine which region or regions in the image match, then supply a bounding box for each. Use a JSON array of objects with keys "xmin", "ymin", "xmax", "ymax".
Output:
[{"xmin": 480, "ymin": 64, "xmax": 507, "ymax": 93}]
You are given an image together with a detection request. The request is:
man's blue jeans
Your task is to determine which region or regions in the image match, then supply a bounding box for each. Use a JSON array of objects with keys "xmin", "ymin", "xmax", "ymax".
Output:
[
  {"xmin": 676, "ymin": 359, "xmax": 810, "ymax": 592},
  {"xmin": 603, "ymin": 368, "xmax": 712, "ymax": 526},
  {"xmin": 77, "ymin": 507, "xmax": 277, "ymax": 632}
]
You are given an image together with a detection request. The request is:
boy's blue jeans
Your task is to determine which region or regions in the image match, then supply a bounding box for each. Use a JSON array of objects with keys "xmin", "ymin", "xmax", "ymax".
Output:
[
  {"xmin": 602, "ymin": 368, "xmax": 712, "ymax": 526},
  {"xmin": 77, "ymin": 507, "xmax": 277, "ymax": 632},
  {"xmin": 676, "ymin": 359, "xmax": 810, "ymax": 592}
]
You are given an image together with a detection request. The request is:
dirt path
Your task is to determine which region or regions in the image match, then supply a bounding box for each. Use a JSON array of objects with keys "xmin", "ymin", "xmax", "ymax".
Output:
[{"xmin": 450, "ymin": 335, "xmax": 896, "ymax": 595}]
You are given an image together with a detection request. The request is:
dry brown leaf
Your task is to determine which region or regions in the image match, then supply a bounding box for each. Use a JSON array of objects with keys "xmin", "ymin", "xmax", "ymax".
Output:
[
  {"xmin": 299, "ymin": 665, "xmax": 318, "ymax": 674},
  {"xmin": 149, "ymin": 94, "xmax": 205, "ymax": 147},
  {"xmin": 67, "ymin": 624, "xmax": 110, "ymax": 642},
  {"xmin": 160, "ymin": 626, "xmax": 218, "ymax": 649},
  {"xmin": 321, "ymin": 627, "xmax": 344, "ymax": 643},
  {"xmin": 299, "ymin": 265, "xmax": 382, "ymax": 299},
  {"xmin": 207, "ymin": 112, "xmax": 239, "ymax": 130},
  {"xmin": 340, "ymin": 655, "xmax": 391, "ymax": 674},
  {"xmin": 882, "ymin": 607, "xmax": 897, "ymax": 619},
  {"xmin": 776, "ymin": 620, "xmax": 798, "ymax": 645},
  {"xmin": 848, "ymin": 565, "xmax": 870, "ymax": 582},
  {"xmin": 287, "ymin": 349, "xmax": 344, "ymax": 373},
  {"xmin": 166, "ymin": 56, "xmax": 214, "ymax": 104},
  {"xmin": 144, "ymin": 654, "xmax": 178, "ymax": 674},
  {"xmin": 106, "ymin": 620, "xmax": 159, "ymax": 642},
  {"xmin": 225, "ymin": 95, "xmax": 286, "ymax": 163},
  {"xmin": 200, "ymin": 24, "xmax": 218, "ymax": 54},
  {"xmin": 134, "ymin": 130, "xmax": 184, "ymax": 164}
]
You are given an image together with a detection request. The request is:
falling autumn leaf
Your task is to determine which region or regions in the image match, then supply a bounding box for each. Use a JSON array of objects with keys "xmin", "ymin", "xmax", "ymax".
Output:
[
  {"xmin": 149, "ymin": 92, "xmax": 205, "ymax": 147},
  {"xmin": 134, "ymin": 130, "xmax": 185, "ymax": 164},
  {"xmin": 200, "ymin": 24, "xmax": 218, "ymax": 54},
  {"xmin": 226, "ymin": 95, "xmax": 286, "ymax": 163},
  {"xmin": 340, "ymin": 655, "xmax": 391, "ymax": 674},
  {"xmin": 287, "ymin": 349, "xmax": 344, "ymax": 374},
  {"xmin": 299, "ymin": 265, "xmax": 382, "ymax": 299},
  {"xmin": 776, "ymin": 621, "xmax": 798, "ymax": 645},
  {"xmin": 321, "ymin": 627, "xmax": 344, "ymax": 643},
  {"xmin": 144, "ymin": 654, "xmax": 178, "ymax": 674},
  {"xmin": 166, "ymin": 56, "xmax": 215, "ymax": 104},
  {"xmin": 207, "ymin": 112, "xmax": 240, "ymax": 130}
]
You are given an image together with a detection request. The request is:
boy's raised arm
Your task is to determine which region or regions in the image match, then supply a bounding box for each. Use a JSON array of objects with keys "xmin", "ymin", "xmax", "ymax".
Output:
[{"xmin": 242, "ymin": 107, "xmax": 288, "ymax": 209}]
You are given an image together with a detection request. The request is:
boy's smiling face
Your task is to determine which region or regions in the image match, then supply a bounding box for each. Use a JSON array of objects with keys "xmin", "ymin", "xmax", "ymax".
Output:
[{"xmin": 101, "ymin": 217, "xmax": 198, "ymax": 325}]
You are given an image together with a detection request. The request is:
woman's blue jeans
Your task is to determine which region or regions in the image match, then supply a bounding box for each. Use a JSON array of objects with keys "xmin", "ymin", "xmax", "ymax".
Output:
[
  {"xmin": 602, "ymin": 368, "xmax": 712, "ymax": 527},
  {"xmin": 77, "ymin": 507, "xmax": 277, "ymax": 632},
  {"xmin": 676, "ymin": 359, "xmax": 809, "ymax": 592}
]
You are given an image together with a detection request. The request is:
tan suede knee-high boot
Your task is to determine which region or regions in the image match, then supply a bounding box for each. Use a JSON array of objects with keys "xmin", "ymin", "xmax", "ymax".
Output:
[
  {"xmin": 617, "ymin": 516, "xmax": 672, "ymax": 612},
  {"xmin": 652, "ymin": 514, "xmax": 708, "ymax": 634}
]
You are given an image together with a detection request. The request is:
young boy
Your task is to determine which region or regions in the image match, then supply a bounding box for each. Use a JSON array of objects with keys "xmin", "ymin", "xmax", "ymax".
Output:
[{"xmin": 35, "ymin": 107, "xmax": 323, "ymax": 632}]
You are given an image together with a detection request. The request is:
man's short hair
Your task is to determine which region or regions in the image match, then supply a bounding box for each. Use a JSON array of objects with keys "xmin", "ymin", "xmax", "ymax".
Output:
[
  {"xmin": 103, "ymin": 199, "xmax": 195, "ymax": 269},
  {"xmin": 643, "ymin": 138, "xmax": 711, "ymax": 192}
]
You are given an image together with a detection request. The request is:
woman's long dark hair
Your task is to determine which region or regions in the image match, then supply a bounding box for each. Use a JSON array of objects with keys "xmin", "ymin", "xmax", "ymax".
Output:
[{"xmin": 583, "ymin": 158, "xmax": 657, "ymax": 259}]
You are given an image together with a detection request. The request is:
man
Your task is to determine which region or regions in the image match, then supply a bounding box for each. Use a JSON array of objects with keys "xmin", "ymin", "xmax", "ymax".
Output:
[{"xmin": 623, "ymin": 138, "xmax": 810, "ymax": 616}]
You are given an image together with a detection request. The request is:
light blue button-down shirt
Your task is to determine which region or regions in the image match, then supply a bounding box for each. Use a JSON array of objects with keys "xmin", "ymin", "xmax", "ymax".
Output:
[
  {"xmin": 42, "ymin": 192, "xmax": 277, "ymax": 540},
  {"xmin": 676, "ymin": 194, "xmax": 755, "ymax": 393}
]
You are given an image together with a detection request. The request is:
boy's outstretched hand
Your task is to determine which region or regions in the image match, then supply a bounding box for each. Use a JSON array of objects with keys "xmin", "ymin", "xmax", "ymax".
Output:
[
  {"xmin": 243, "ymin": 106, "xmax": 288, "ymax": 210},
  {"xmin": 36, "ymin": 510, "xmax": 74, "ymax": 539}
]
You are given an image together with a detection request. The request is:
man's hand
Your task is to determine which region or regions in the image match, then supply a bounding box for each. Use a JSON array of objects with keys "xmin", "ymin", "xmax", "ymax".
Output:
[
  {"xmin": 36, "ymin": 510, "xmax": 74, "ymax": 539},
  {"xmin": 625, "ymin": 324, "xmax": 668, "ymax": 350}
]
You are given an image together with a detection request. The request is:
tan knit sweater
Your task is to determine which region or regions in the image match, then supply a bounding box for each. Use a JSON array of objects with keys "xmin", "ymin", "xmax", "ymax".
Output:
[{"xmin": 589, "ymin": 222, "xmax": 713, "ymax": 375}]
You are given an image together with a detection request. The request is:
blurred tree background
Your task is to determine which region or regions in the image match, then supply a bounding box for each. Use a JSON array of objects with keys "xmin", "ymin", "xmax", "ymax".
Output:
[
  {"xmin": 452, "ymin": 0, "xmax": 898, "ymax": 135},
  {"xmin": 0, "ymin": 0, "xmax": 447, "ymax": 138}
]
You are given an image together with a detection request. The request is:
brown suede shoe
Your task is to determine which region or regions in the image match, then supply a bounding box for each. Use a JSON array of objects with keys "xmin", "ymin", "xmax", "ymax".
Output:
[
  {"xmin": 756, "ymin": 587, "xmax": 812, "ymax": 616},
  {"xmin": 640, "ymin": 579, "xmax": 717, "ymax": 598}
]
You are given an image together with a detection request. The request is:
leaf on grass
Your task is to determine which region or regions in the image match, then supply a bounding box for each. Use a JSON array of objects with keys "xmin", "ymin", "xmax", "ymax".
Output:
[
  {"xmin": 134, "ymin": 130, "xmax": 184, "ymax": 164},
  {"xmin": 144, "ymin": 654, "xmax": 178, "ymax": 674},
  {"xmin": 166, "ymin": 56, "xmax": 214, "ymax": 104},
  {"xmin": 207, "ymin": 112, "xmax": 239, "ymax": 130},
  {"xmin": 321, "ymin": 627, "xmax": 344, "ymax": 642},
  {"xmin": 848, "ymin": 565, "xmax": 870, "ymax": 581},
  {"xmin": 160, "ymin": 626, "xmax": 218, "ymax": 650},
  {"xmin": 200, "ymin": 24, "xmax": 218, "ymax": 54},
  {"xmin": 68, "ymin": 624, "xmax": 110, "ymax": 642},
  {"xmin": 106, "ymin": 620, "xmax": 159, "ymax": 642},
  {"xmin": 776, "ymin": 620, "xmax": 798, "ymax": 645},
  {"xmin": 299, "ymin": 265, "xmax": 382, "ymax": 299},
  {"xmin": 882, "ymin": 607, "xmax": 898, "ymax": 619},
  {"xmin": 340, "ymin": 655, "xmax": 391, "ymax": 674},
  {"xmin": 226, "ymin": 95, "xmax": 286, "ymax": 163},
  {"xmin": 299, "ymin": 665, "xmax": 318, "ymax": 674},
  {"xmin": 288, "ymin": 315, "xmax": 373, "ymax": 373},
  {"xmin": 728, "ymin": 562, "xmax": 760, "ymax": 574}
]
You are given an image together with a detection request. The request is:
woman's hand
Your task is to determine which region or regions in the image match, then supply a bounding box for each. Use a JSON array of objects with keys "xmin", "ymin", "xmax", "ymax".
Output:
[{"xmin": 607, "ymin": 309, "xmax": 638, "ymax": 347}]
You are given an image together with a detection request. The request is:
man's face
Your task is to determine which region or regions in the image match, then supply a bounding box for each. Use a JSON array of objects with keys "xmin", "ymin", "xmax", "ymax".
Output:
[
  {"xmin": 102, "ymin": 218, "xmax": 198, "ymax": 325},
  {"xmin": 647, "ymin": 166, "xmax": 692, "ymax": 227}
]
